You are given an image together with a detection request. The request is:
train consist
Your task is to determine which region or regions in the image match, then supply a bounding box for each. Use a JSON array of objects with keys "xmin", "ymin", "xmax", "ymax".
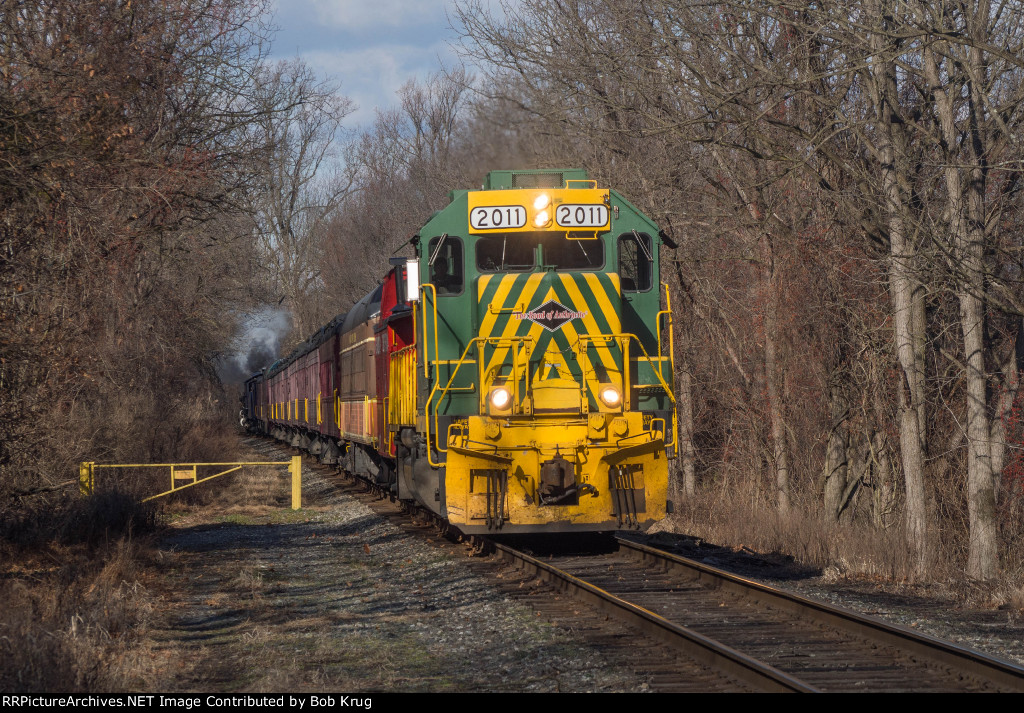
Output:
[{"xmin": 241, "ymin": 169, "xmax": 676, "ymax": 534}]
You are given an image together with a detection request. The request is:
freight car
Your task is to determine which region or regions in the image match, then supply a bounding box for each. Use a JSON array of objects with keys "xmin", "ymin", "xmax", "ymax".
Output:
[{"xmin": 241, "ymin": 169, "xmax": 677, "ymax": 534}]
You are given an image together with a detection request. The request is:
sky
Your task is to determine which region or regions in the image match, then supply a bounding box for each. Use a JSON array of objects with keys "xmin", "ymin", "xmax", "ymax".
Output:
[
  {"xmin": 267, "ymin": 0, "xmax": 465, "ymax": 130},
  {"xmin": 225, "ymin": 2, "xmax": 473, "ymax": 377}
]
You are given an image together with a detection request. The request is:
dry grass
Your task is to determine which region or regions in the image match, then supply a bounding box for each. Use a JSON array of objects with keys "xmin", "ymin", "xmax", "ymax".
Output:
[
  {"xmin": 0, "ymin": 405, "xmax": 254, "ymax": 693},
  {"xmin": 159, "ymin": 461, "xmax": 297, "ymax": 525},
  {"xmin": 0, "ymin": 496, "xmax": 161, "ymax": 691},
  {"xmin": 666, "ymin": 479, "xmax": 1024, "ymax": 602},
  {"xmin": 667, "ymin": 488, "xmax": 923, "ymax": 583}
]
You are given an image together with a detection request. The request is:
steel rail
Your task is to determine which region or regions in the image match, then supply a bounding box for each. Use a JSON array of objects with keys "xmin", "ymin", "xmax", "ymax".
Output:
[
  {"xmin": 492, "ymin": 542, "xmax": 819, "ymax": 693},
  {"xmin": 616, "ymin": 537, "xmax": 1024, "ymax": 692}
]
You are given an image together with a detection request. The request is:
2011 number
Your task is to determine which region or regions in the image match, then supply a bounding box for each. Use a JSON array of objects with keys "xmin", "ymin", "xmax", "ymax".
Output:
[
  {"xmin": 471, "ymin": 205, "xmax": 526, "ymax": 230},
  {"xmin": 556, "ymin": 204, "xmax": 608, "ymax": 228}
]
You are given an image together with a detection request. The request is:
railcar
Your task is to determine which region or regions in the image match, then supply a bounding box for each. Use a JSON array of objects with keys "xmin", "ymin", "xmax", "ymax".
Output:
[{"xmin": 242, "ymin": 169, "xmax": 676, "ymax": 534}]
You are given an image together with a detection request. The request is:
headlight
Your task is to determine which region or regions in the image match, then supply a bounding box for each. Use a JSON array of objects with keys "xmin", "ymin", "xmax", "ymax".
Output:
[
  {"xmin": 490, "ymin": 387, "xmax": 512, "ymax": 410},
  {"xmin": 533, "ymin": 193, "xmax": 550, "ymax": 210},
  {"xmin": 533, "ymin": 209, "xmax": 551, "ymax": 228},
  {"xmin": 599, "ymin": 386, "xmax": 621, "ymax": 408}
]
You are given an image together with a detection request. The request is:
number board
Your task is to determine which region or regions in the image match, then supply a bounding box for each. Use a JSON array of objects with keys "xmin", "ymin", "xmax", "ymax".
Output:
[
  {"xmin": 556, "ymin": 204, "xmax": 609, "ymax": 228},
  {"xmin": 467, "ymin": 188, "xmax": 611, "ymax": 233},
  {"xmin": 470, "ymin": 205, "xmax": 526, "ymax": 230}
]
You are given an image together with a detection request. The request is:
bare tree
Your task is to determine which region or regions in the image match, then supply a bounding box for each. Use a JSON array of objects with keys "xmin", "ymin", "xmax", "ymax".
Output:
[
  {"xmin": 319, "ymin": 69, "xmax": 481, "ymax": 310},
  {"xmin": 247, "ymin": 59, "xmax": 354, "ymax": 342},
  {"xmin": 0, "ymin": 0, "xmax": 300, "ymax": 501}
]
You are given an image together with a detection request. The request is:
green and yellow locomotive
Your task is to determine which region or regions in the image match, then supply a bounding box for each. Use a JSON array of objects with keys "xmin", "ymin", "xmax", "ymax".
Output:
[{"xmin": 245, "ymin": 169, "xmax": 676, "ymax": 535}]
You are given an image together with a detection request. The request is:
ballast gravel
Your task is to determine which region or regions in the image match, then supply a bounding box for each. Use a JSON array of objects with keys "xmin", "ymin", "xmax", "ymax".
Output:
[
  {"xmin": 633, "ymin": 528, "xmax": 1024, "ymax": 669},
  {"xmin": 153, "ymin": 441, "xmax": 661, "ymax": 692}
]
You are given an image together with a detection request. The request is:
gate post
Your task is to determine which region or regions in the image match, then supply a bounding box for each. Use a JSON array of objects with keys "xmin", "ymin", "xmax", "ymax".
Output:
[
  {"xmin": 290, "ymin": 455, "xmax": 301, "ymax": 510},
  {"xmin": 79, "ymin": 462, "xmax": 94, "ymax": 496}
]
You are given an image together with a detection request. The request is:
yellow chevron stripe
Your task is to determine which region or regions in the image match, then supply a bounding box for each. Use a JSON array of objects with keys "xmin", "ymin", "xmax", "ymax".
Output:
[
  {"xmin": 477, "ymin": 272, "xmax": 522, "ymax": 338},
  {"xmin": 582, "ymin": 273, "xmax": 621, "ymax": 331},
  {"xmin": 483, "ymin": 273, "xmax": 546, "ymax": 380},
  {"xmin": 559, "ymin": 274, "xmax": 620, "ymax": 378},
  {"xmin": 477, "ymin": 273, "xmax": 515, "ymax": 383}
]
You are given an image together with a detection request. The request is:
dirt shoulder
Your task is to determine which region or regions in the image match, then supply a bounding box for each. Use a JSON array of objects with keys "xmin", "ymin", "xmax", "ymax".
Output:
[{"xmin": 147, "ymin": 438, "xmax": 655, "ymax": 692}]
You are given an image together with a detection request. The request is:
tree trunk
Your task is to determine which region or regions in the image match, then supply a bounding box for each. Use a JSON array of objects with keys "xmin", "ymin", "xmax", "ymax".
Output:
[
  {"xmin": 823, "ymin": 382, "xmax": 849, "ymax": 522},
  {"xmin": 923, "ymin": 30, "xmax": 997, "ymax": 579},
  {"xmin": 867, "ymin": 23, "xmax": 929, "ymax": 572},
  {"xmin": 709, "ymin": 147, "xmax": 790, "ymax": 513},
  {"xmin": 991, "ymin": 330, "xmax": 1023, "ymax": 500},
  {"xmin": 678, "ymin": 357, "xmax": 697, "ymax": 497},
  {"xmin": 764, "ymin": 242, "xmax": 791, "ymax": 514}
]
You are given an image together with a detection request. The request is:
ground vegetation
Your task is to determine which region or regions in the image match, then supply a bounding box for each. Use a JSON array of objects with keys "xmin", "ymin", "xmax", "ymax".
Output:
[{"xmin": 0, "ymin": 0, "xmax": 352, "ymax": 689}]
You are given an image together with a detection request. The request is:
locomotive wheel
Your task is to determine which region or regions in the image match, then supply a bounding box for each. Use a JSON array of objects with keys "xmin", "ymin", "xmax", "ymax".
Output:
[{"xmin": 466, "ymin": 535, "xmax": 491, "ymax": 556}]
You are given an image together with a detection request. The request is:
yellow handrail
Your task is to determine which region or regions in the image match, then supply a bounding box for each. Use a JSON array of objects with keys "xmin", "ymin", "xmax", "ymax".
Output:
[
  {"xmin": 425, "ymin": 335, "xmax": 534, "ymax": 467},
  {"xmin": 420, "ymin": 282, "xmax": 439, "ymax": 379},
  {"xmin": 657, "ymin": 281, "xmax": 674, "ymax": 371},
  {"xmin": 576, "ymin": 333, "xmax": 676, "ymax": 406}
]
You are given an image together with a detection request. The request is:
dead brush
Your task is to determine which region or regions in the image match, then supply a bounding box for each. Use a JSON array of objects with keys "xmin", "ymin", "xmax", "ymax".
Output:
[
  {"xmin": 0, "ymin": 486, "xmax": 162, "ymax": 691},
  {"xmin": 0, "ymin": 534, "xmax": 159, "ymax": 691},
  {"xmin": 233, "ymin": 563, "xmax": 267, "ymax": 601},
  {"xmin": 670, "ymin": 488, "xmax": 925, "ymax": 582}
]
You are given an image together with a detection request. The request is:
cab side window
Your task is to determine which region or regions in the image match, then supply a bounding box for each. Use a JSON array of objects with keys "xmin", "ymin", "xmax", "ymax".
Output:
[
  {"xmin": 618, "ymin": 232, "xmax": 653, "ymax": 292},
  {"xmin": 428, "ymin": 236, "xmax": 464, "ymax": 295}
]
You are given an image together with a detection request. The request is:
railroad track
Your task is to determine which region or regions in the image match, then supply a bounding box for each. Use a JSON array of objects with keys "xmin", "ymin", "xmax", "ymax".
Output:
[{"xmin": 495, "ymin": 537, "xmax": 1024, "ymax": 692}]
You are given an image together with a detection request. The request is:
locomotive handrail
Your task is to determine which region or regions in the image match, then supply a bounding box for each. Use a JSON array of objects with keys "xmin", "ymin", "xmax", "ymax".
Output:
[
  {"xmin": 424, "ymin": 325, "xmax": 676, "ymax": 466},
  {"xmin": 657, "ymin": 282, "xmax": 674, "ymax": 368},
  {"xmin": 421, "ymin": 282, "xmax": 439, "ymax": 379},
  {"xmin": 426, "ymin": 329, "xmax": 675, "ymax": 465},
  {"xmin": 659, "ymin": 282, "xmax": 678, "ymax": 455},
  {"xmin": 575, "ymin": 331, "xmax": 677, "ymax": 453},
  {"xmin": 574, "ymin": 333, "xmax": 675, "ymax": 406},
  {"xmin": 424, "ymin": 334, "xmax": 535, "ymax": 467},
  {"xmin": 571, "ymin": 333, "xmax": 628, "ymax": 408}
]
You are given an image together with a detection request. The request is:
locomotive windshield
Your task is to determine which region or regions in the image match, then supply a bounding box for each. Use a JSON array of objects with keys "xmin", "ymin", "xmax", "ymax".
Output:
[
  {"xmin": 476, "ymin": 234, "xmax": 535, "ymax": 272},
  {"xmin": 475, "ymin": 232, "xmax": 605, "ymax": 272}
]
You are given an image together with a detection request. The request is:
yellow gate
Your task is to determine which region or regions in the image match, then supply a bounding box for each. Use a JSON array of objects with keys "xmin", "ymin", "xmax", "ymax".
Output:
[{"xmin": 78, "ymin": 457, "xmax": 302, "ymax": 510}]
